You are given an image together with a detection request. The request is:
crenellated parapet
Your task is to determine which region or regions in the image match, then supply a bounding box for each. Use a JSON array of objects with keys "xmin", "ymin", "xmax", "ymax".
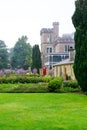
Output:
[{"xmin": 40, "ymin": 28, "xmax": 53, "ymax": 35}]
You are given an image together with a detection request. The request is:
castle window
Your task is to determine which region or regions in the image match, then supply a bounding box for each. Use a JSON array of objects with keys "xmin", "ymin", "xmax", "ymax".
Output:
[
  {"xmin": 50, "ymin": 48, "xmax": 52, "ymax": 53},
  {"xmin": 47, "ymin": 47, "xmax": 52, "ymax": 53},
  {"xmin": 47, "ymin": 34, "xmax": 51, "ymax": 43},
  {"xmin": 65, "ymin": 45, "xmax": 70, "ymax": 52},
  {"xmin": 65, "ymin": 45, "xmax": 67, "ymax": 52},
  {"xmin": 47, "ymin": 48, "xmax": 49, "ymax": 53}
]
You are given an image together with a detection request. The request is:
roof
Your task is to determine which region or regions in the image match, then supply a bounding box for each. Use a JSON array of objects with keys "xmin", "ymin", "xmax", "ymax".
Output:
[{"xmin": 53, "ymin": 59, "xmax": 74, "ymax": 66}]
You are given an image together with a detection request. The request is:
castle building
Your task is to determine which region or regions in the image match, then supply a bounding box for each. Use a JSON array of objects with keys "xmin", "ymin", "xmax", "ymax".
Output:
[{"xmin": 40, "ymin": 22, "xmax": 74, "ymax": 69}]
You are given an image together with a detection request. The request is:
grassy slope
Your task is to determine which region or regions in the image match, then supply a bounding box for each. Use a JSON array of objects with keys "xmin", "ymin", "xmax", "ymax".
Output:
[{"xmin": 0, "ymin": 93, "xmax": 87, "ymax": 130}]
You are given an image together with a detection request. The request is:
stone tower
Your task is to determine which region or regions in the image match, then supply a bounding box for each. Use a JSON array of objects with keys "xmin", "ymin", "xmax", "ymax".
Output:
[
  {"xmin": 40, "ymin": 22, "xmax": 59, "ymax": 67},
  {"xmin": 40, "ymin": 28, "xmax": 53, "ymax": 67},
  {"xmin": 53, "ymin": 22, "xmax": 59, "ymax": 40}
]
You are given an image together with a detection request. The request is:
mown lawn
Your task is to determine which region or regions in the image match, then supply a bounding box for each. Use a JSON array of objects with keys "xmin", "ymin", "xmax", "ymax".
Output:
[{"xmin": 0, "ymin": 93, "xmax": 87, "ymax": 130}]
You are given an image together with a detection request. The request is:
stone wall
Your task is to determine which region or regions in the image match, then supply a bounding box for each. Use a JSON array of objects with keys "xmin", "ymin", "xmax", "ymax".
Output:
[{"xmin": 53, "ymin": 62, "xmax": 75, "ymax": 80}]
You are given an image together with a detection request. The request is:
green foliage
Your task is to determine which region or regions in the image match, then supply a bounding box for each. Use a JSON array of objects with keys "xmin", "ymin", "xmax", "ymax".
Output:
[
  {"xmin": 0, "ymin": 83, "xmax": 48, "ymax": 93},
  {"xmin": 32, "ymin": 44, "xmax": 42, "ymax": 73},
  {"xmin": 61, "ymin": 87, "xmax": 81, "ymax": 93},
  {"xmin": 61, "ymin": 80, "xmax": 80, "ymax": 93},
  {"xmin": 63, "ymin": 80, "xmax": 79, "ymax": 88},
  {"xmin": 0, "ymin": 75, "xmax": 44, "ymax": 84},
  {"xmin": 48, "ymin": 77, "xmax": 62, "ymax": 92},
  {"xmin": 85, "ymin": 91, "xmax": 87, "ymax": 95},
  {"xmin": 9, "ymin": 84, "xmax": 48, "ymax": 93},
  {"xmin": 11, "ymin": 36, "xmax": 32, "ymax": 69},
  {"xmin": 0, "ymin": 74, "xmax": 55, "ymax": 84},
  {"xmin": 0, "ymin": 76, "xmax": 81, "ymax": 93},
  {"xmin": 0, "ymin": 74, "xmax": 82, "ymax": 93},
  {"xmin": 72, "ymin": 0, "xmax": 87, "ymax": 91},
  {"xmin": 0, "ymin": 40, "xmax": 9, "ymax": 69},
  {"xmin": 42, "ymin": 75, "xmax": 53, "ymax": 82}
]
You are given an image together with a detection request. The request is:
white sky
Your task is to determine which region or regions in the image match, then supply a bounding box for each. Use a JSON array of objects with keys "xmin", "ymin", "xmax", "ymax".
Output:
[{"xmin": 0, "ymin": 0, "xmax": 76, "ymax": 48}]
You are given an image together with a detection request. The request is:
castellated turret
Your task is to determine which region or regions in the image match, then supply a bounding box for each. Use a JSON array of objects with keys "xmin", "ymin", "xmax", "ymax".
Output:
[
  {"xmin": 40, "ymin": 28, "xmax": 53, "ymax": 44},
  {"xmin": 53, "ymin": 22, "xmax": 59, "ymax": 40},
  {"xmin": 40, "ymin": 22, "xmax": 59, "ymax": 44}
]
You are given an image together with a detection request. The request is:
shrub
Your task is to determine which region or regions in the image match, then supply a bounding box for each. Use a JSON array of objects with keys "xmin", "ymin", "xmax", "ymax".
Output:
[
  {"xmin": 0, "ymin": 75, "xmax": 44, "ymax": 84},
  {"xmin": 48, "ymin": 77, "xmax": 62, "ymax": 92},
  {"xmin": 85, "ymin": 92, "xmax": 87, "ymax": 95},
  {"xmin": 8, "ymin": 84, "xmax": 48, "ymax": 93},
  {"xmin": 63, "ymin": 80, "xmax": 79, "ymax": 88},
  {"xmin": 60, "ymin": 87, "xmax": 81, "ymax": 93},
  {"xmin": 42, "ymin": 75, "xmax": 53, "ymax": 82}
]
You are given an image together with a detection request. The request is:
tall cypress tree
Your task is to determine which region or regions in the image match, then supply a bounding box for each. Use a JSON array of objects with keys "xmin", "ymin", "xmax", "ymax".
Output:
[
  {"xmin": 32, "ymin": 44, "xmax": 42, "ymax": 73},
  {"xmin": 72, "ymin": 0, "xmax": 87, "ymax": 91},
  {"xmin": 0, "ymin": 40, "xmax": 9, "ymax": 69}
]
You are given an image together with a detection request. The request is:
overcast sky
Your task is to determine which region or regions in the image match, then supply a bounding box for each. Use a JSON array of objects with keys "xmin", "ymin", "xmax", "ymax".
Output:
[{"xmin": 0, "ymin": 0, "xmax": 76, "ymax": 48}]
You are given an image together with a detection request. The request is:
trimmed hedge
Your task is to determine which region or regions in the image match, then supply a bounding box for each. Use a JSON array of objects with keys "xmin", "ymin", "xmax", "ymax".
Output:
[
  {"xmin": 0, "ymin": 74, "xmax": 81, "ymax": 93},
  {"xmin": 0, "ymin": 75, "xmax": 52, "ymax": 84},
  {"xmin": 48, "ymin": 77, "xmax": 63, "ymax": 92},
  {"xmin": 0, "ymin": 83, "xmax": 48, "ymax": 93},
  {"xmin": 63, "ymin": 80, "xmax": 79, "ymax": 88}
]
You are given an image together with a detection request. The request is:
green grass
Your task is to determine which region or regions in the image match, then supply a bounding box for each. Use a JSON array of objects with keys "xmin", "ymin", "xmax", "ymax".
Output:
[
  {"xmin": 0, "ymin": 83, "xmax": 48, "ymax": 93},
  {"xmin": 0, "ymin": 93, "xmax": 87, "ymax": 130}
]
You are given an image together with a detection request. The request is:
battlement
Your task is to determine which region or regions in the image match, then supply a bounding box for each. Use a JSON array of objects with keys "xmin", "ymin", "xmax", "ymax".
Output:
[
  {"xmin": 53, "ymin": 22, "xmax": 59, "ymax": 26},
  {"xmin": 40, "ymin": 28, "xmax": 53, "ymax": 35},
  {"xmin": 56, "ymin": 37, "xmax": 74, "ymax": 43}
]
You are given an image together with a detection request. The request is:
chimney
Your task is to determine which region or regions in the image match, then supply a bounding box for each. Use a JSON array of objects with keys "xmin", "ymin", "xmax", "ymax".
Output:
[{"xmin": 68, "ymin": 47, "xmax": 75, "ymax": 61}]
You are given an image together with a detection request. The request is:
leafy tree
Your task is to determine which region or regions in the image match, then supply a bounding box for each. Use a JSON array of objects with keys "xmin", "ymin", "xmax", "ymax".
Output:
[
  {"xmin": 0, "ymin": 40, "xmax": 9, "ymax": 69},
  {"xmin": 32, "ymin": 44, "xmax": 42, "ymax": 73},
  {"xmin": 72, "ymin": 0, "xmax": 87, "ymax": 91},
  {"xmin": 11, "ymin": 36, "xmax": 32, "ymax": 70},
  {"xmin": 8, "ymin": 48, "xmax": 14, "ymax": 68}
]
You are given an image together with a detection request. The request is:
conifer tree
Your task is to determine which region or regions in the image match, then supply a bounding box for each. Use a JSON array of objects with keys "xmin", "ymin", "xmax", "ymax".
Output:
[
  {"xmin": 32, "ymin": 44, "xmax": 42, "ymax": 73},
  {"xmin": 72, "ymin": 0, "xmax": 87, "ymax": 91}
]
